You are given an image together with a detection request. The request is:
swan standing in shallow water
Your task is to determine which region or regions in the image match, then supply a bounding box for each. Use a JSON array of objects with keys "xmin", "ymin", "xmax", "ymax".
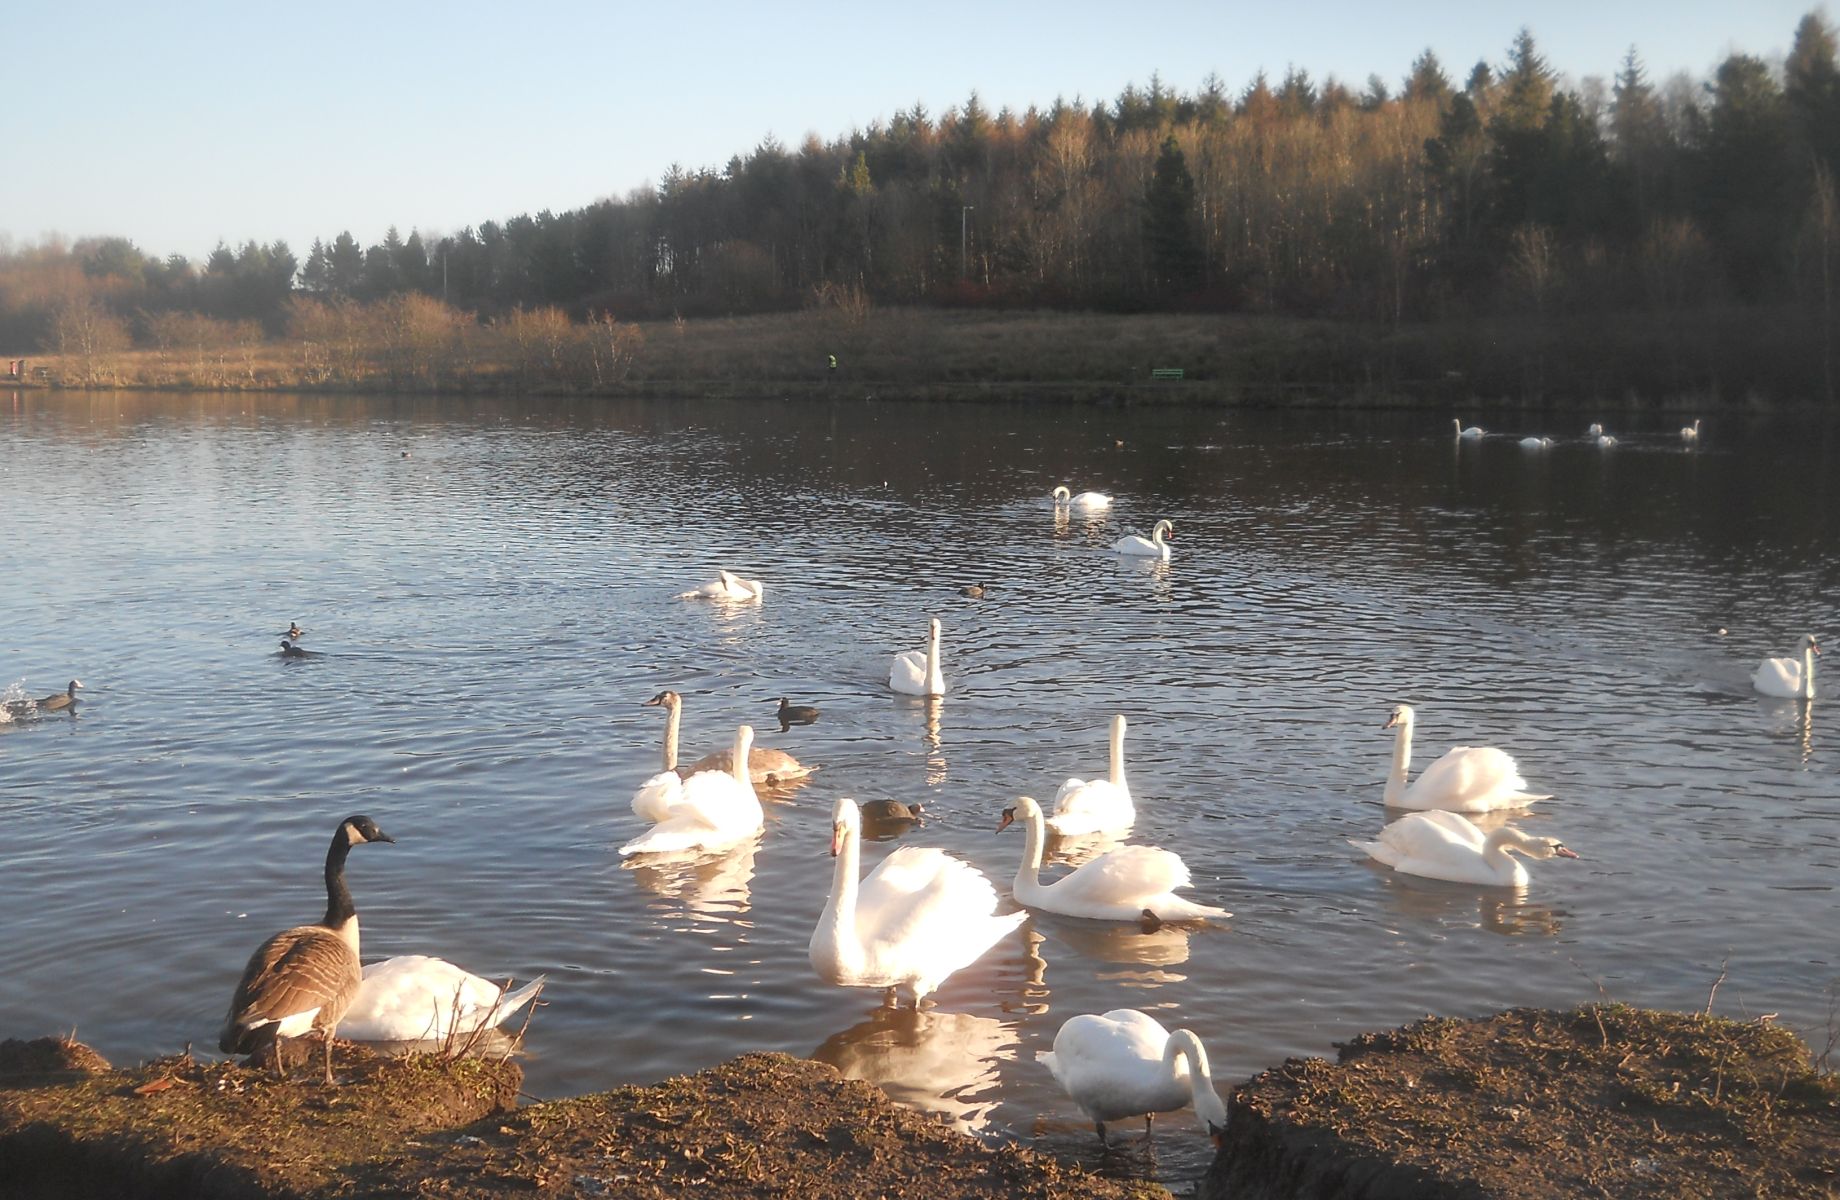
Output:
[
  {"xmin": 621, "ymin": 724, "xmax": 762, "ymax": 856},
  {"xmin": 1046, "ymin": 714, "xmax": 1135, "ymax": 837},
  {"xmin": 810, "ymin": 798, "xmax": 1025, "ymax": 1007},
  {"xmin": 1112, "ymin": 519, "xmax": 1173, "ymax": 560},
  {"xmin": 1454, "ymin": 418, "xmax": 1484, "ymax": 439},
  {"xmin": 1382, "ymin": 704, "xmax": 1551, "ymax": 812},
  {"xmin": 1351, "ymin": 809, "xmax": 1579, "ymax": 887},
  {"xmin": 998, "ymin": 796, "xmax": 1228, "ymax": 922},
  {"xmin": 889, "ymin": 617, "xmax": 946, "ymax": 696},
  {"xmin": 341, "ymin": 956, "xmax": 544, "ymax": 1042},
  {"xmin": 678, "ymin": 570, "xmax": 764, "ymax": 601},
  {"xmin": 1053, "ymin": 485, "xmax": 1113, "ymax": 510},
  {"xmin": 1041, "ymin": 1009, "xmax": 1228, "ymax": 1144},
  {"xmin": 1753, "ymin": 634, "xmax": 1819, "ymax": 699}
]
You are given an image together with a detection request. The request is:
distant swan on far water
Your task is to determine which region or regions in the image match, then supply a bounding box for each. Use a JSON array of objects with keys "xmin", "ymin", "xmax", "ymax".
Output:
[
  {"xmin": 1351, "ymin": 810, "xmax": 1579, "ymax": 887},
  {"xmin": 1454, "ymin": 419, "xmax": 1484, "ymax": 439},
  {"xmin": 1596, "ymin": 433, "xmax": 1618, "ymax": 448},
  {"xmin": 1112, "ymin": 519, "xmax": 1173, "ymax": 560},
  {"xmin": 1381, "ymin": 704, "xmax": 1551, "ymax": 812},
  {"xmin": 889, "ymin": 617, "xmax": 946, "ymax": 696},
  {"xmin": 678, "ymin": 570, "xmax": 763, "ymax": 601},
  {"xmin": 1519, "ymin": 436, "xmax": 1553, "ymax": 449},
  {"xmin": 1053, "ymin": 485, "xmax": 1113, "ymax": 509},
  {"xmin": 1681, "ymin": 418, "xmax": 1701, "ymax": 441},
  {"xmin": 1753, "ymin": 634, "xmax": 1819, "ymax": 699},
  {"xmin": 1587, "ymin": 422, "xmax": 1604, "ymax": 436}
]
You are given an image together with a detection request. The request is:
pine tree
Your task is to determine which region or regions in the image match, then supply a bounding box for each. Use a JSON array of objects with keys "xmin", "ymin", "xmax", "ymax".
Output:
[{"xmin": 1144, "ymin": 133, "xmax": 1200, "ymax": 292}]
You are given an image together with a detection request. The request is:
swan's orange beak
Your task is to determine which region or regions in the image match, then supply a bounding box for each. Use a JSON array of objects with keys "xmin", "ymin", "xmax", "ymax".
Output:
[
  {"xmin": 830, "ymin": 823, "xmax": 844, "ymax": 856},
  {"xmin": 1555, "ymin": 845, "xmax": 1580, "ymax": 859},
  {"xmin": 995, "ymin": 809, "xmax": 1015, "ymax": 834},
  {"xmin": 1383, "ymin": 713, "xmax": 1400, "ymax": 730}
]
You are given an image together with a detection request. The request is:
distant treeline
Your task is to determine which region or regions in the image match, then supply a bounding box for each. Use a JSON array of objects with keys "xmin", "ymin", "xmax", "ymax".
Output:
[{"xmin": 4, "ymin": 16, "xmax": 1839, "ymax": 399}]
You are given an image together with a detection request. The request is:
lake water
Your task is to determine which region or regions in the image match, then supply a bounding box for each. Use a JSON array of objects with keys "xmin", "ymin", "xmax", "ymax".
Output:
[{"xmin": 1, "ymin": 391, "xmax": 1835, "ymax": 1187}]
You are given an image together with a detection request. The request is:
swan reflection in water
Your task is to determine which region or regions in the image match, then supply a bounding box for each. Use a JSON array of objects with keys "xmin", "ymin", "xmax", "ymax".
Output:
[
  {"xmin": 921, "ymin": 695, "xmax": 946, "ymax": 786},
  {"xmin": 1364, "ymin": 862, "xmax": 1566, "ymax": 937},
  {"xmin": 1758, "ymin": 696, "xmax": 1816, "ymax": 766},
  {"xmin": 810, "ymin": 1005, "xmax": 1015, "ymax": 1135},
  {"xmin": 1004, "ymin": 918, "xmax": 1193, "ymax": 1017},
  {"xmin": 624, "ymin": 837, "xmax": 758, "ymax": 921}
]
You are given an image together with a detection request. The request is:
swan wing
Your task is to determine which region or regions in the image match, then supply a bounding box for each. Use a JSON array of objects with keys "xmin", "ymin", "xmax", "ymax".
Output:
[
  {"xmin": 889, "ymin": 648, "xmax": 928, "ymax": 692},
  {"xmin": 1751, "ymin": 657, "xmax": 1802, "ymax": 696},
  {"xmin": 343, "ymin": 956, "xmax": 499, "ymax": 1041},
  {"xmin": 1403, "ymin": 745, "xmax": 1546, "ymax": 810},
  {"xmin": 1046, "ymin": 779, "xmax": 1134, "ymax": 836},
  {"xmin": 1054, "ymin": 844, "xmax": 1190, "ymax": 907},
  {"xmin": 1359, "ymin": 812, "xmax": 1507, "ymax": 884},
  {"xmin": 853, "ymin": 847, "xmax": 1024, "ymax": 986},
  {"xmin": 632, "ymin": 771, "xmax": 684, "ymax": 823},
  {"xmin": 621, "ymin": 769, "xmax": 761, "ymax": 855}
]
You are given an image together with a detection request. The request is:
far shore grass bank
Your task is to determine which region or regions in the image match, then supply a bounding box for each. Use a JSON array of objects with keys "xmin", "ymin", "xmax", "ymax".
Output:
[{"xmin": 9, "ymin": 304, "xmax": 1833, "ymax": 412}]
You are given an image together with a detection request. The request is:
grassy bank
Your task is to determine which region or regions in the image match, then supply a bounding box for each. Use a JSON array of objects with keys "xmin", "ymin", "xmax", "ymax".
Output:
[{"xmin": 10, "ymin": 303, "xmax": 1833, "ymax": 410}]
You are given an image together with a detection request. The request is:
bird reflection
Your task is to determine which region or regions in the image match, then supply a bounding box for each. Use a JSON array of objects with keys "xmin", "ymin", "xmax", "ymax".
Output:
[
  {"xmin": 810, "ymin": 1005, "xmax": 1014, "ymax": 1134},
  {"xmin": 1368, "ymin": 867, "xmax": 1564, "ymax": 937},
  {"xmin": 922, "ymin": 696, "xmax": 946, "ymax": 785},
  {"xmin": 624, "ymin": 837, "xmax": 757, "ymax": 920},
  {"xmin": 1047, "ymin": 829, "xmax": 1128, "ymax": 868},
  {"xmin": 1050, "ymin": 916, "xmax": 1194, "ymax": 969},
  {"xmin": 1759, "ymin": 697, "xmax": 1816, "ymax": 765}
]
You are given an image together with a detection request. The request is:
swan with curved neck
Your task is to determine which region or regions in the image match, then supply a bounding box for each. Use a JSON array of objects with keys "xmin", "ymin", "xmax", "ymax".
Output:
[
  {"xmin": 1112, "ymin": 520, "xmax": 1173, "ymax": 561},
  {"xmin": 1382, "ymin": 704, "xmax": 1551, "ymax": 812},
  {"xmin": 621, "ymin": 724, "xmax": 762, "ymax": 856},
  {"xmin": 998, "ymin": 796, "xmax": 1227, "ymax": 922},
  {"xmin": 1046, "ymin": 714, "xmax": 1135, "ymax": 837},
  {"xmin": 1040, "ymin": 1009, "xmax": 1228, "ymax": 1144},
  {"xmin": 1454, "ymin": 418, "xmax": 1484, "ymax": 438},
  {"xmin": 890, "ymin": 617, "xmax": 946, "ymax": 696},
  {"xmin": 1352, "ymin": 809, "xmax": 1579, "ymax": 887},
  {"xmin": 810, "ymin": 798, "xmax": 1024, "ymax": 1007},
  {"xmin": 1053, "ymin": 485, "xmax": 1113, "ymax": 509},
  {"xmin": 678, "ymin": 570, "xmax": 764, "ymax": 601},
  {"xmin": 639, "ymin": 690, "xmax": 813, "ymax": 789},
  {"xmin": 1753, "ymin": 634, "xmax": 1819, "ymax": 699},
  {"xmin": 1681, "ymin": 418, "xmax": 1701, "ymax": 441}
]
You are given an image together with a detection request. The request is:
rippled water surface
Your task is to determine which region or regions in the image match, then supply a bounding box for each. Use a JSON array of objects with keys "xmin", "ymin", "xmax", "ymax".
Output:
[{"xmin": 2, "ymin": 392, "xmax": 1836, "ymax": 1186}]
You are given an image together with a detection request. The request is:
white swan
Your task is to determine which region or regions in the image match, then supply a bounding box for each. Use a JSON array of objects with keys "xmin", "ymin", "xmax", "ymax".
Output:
[
  {"xmin": 810, "ymin": 798, "xmax": 1026, "ymax": 1007},
  {"xmin": 1586, "ymin": 422, "xmax": 1604, "ymax": 436},
  {"xmin": 998, "ymin": 796, "xmax": 1228, "ymax": 922},
  {"xmin": 1351, "ymin": 810, "xmax": 1579, "ymax": 887},
  {"xmin": 1518, "ymin": 436, "xmax": 1554, "ymax": 449},
  {"xmin": 341, "ymin": 956, "xmax": 545, "ymax": 1042},
  {"xmin": 1112, "ymin": 519, "xmax": 1173, "ymax": 560},
  {"xmin": 1753, "ymin": 634, "xmax": 1819, "ymax": 699},
  {"xmin": 1053, "ymin": 485, "xmax": 1113, "ymax": 510},
  {"xmin": 1382, "ymin": 704, "xmax": 1551, "ymax": 812},
  {"xmin": 1046, "ymin": 714, "xmax": 1135, "ymax": 837},
  {"xmin": 889, "ymin": 617, "xmax": 946, "ymax": 696},
  {"xmin": 1681, "ymin": 418, "xmax": 1701, "ymax": 441},
  {"xmin": 677, "ymin": 569, "xmax": 763, "ymax": 601},
  {"xmin": 1454, "ymin": 418, "xmax": 1484, "ymax": 439},
  {"xmin": 621, "ymin": 724, "xmax": 762, "ymax": 856},
  {"xmin": 1596, "ymin": 434, "xmax": 1618, "ymax": 448},
  {"xmin": 1040, "ymin": 1008, "xmax": 1227, "ymax": 1144}
]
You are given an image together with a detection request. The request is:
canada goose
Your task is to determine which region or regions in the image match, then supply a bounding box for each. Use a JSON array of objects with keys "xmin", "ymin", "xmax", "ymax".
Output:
[
  {"xmin": 7, "ymin": 680, "xmax": 83, "ymax": 716},
  {"xmin": 220, "ymin": 815, "xmax": 395, "ymax": 1083},
  {"xmin": 959, "ymin": 584, "xmax": 988, "ymax": 599},
  {"xmin": 857, "ymin": 799, "xmax": 924, "ymax": 825},
  {"xmin": 768, "ymin": 697, "xmax": 820, "ymax": 728},
  {"xmin": 279, "ymin": 640, "xmax": 311, "ymax": 658}
]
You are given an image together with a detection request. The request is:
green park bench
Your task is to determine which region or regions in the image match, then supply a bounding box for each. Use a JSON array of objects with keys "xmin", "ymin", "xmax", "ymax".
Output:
[{"xmin": 1150, "ymin": 367, "xmax": 1184, "ymax": 381}]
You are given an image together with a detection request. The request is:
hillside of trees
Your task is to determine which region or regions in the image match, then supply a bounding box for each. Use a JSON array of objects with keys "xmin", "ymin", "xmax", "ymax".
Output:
[{"xmin": 4, "ymin": 16, "xmax": 1839, "ymax": 401}]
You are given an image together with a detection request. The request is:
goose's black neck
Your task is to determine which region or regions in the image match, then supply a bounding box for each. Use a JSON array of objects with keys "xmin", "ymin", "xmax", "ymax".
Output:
[{"xmin": 322, "ymin": 829, "xmax": 356, "ymax": 927}]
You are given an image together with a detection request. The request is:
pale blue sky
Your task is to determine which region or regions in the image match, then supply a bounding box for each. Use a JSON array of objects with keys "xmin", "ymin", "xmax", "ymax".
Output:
[{"xmin": 3, "ymin": 1, "xmax": 1823, "ymax": 262}]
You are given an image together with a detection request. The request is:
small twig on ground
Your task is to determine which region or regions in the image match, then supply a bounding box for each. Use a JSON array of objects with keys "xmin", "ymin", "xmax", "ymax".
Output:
[{"xmin": 1704, "ymin": 958, "xmax": 1729, "ymax": 1016}]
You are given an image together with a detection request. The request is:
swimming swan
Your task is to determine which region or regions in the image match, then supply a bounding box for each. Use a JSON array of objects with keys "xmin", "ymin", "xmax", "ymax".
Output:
[
  {"xmin": 997, "ymin": 796, "xmax": 1228, "ymax": 922},
  {"xmin": 1454, "ymin": 419, "xmax": 1484, "ymax": 439},
  {"xmin": 1680, "ymin": 419, "xmax": 1701, "ymax": 441},
  {"xmin": 1518, "ymin": 436, "xmax": 1554, "ymax": 449},
  {"xmin": 1382, "ymin": 704, "xmax": 1551, "ymax": 812},
  {"xmin": 810, "ymin": 798, "xmax": 1025, "ymax": 1007},
  {"xmin": 1596, "ymin": 434, "xmax": 1618, "ymax": 448},
  {"xmin": 890, "ymin": 617, "xmax": 946, "ymax": 696},
  {"xmin": 1587, "ymin": 423, "xmax": 1604, "ymax": 436},
  {"xmin": 1112, "ymin": 520, "xmax": 1173, "ymax": 561},
  {"xmin": 1046, "ymin": 714, "xmax": 1135, "ymax": 837},
  {"xmin": 621, "ymin": 724, "xmax": 763, "ymax": 856},
  {"xmin": 1053, "ymin": 485, "xmax": 1114, "ymax": 509},
  {"xmin": 1753, "ymin": 634, "xmax": 1819, "ymax": 699},
  {"xmin": 639, "ymin": 689, "xmax": 813, "ymax": 788},
  {"xmin": 341, "ymin": 956, "xmax": 545, "ymax": 1042},
  {"xmin": 1040, "ymin": 1008, "xmax": 1227, "ymax": 1144},
  {"xmin": 1351, "ymin": 809, "xmax": 1578, "ymax": 887},
  {"xmin": 678, "ymin": 570, "xmax": 764, "ymax": 601}
]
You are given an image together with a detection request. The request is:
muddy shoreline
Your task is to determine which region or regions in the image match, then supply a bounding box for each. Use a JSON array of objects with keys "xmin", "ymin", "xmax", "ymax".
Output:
[{"xmin": 4, "ymin": 1006, "xmax": 1835, "ymax": 1199}]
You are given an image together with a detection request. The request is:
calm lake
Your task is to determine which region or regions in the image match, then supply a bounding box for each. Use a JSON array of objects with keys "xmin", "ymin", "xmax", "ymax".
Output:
[{"xmin": 1, "ymin": 391, "xmax": 1835, "ymax": 1185}]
